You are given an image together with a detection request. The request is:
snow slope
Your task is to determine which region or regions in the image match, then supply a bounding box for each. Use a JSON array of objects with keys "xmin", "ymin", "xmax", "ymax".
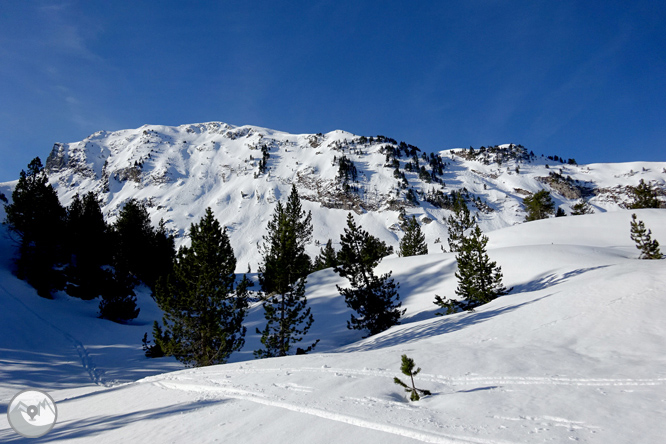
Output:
[{"xmin": 1, "ymin": 209, "xmax": 665, "ymax": 443}]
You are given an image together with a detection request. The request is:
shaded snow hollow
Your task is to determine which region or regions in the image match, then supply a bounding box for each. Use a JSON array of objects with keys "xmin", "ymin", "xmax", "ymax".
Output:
[{"xmin": 0, "ymin": 209, "xmax": 665, "ymax": 443}]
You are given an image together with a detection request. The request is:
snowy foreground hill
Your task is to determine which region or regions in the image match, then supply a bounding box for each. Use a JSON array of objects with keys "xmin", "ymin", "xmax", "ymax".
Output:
[
  {"xmin": 2, "ymin": 121, "xmax": 664, "ymax": 270},
  {"xmin": 1, "ymin": 209, "xmax": 665, "ymax": 443}
]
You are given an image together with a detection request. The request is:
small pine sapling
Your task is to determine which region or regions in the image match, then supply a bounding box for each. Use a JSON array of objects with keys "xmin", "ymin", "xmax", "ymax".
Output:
[
  {"xmin": 630, "ymin": 214, "xmax": 663, "ymax": 259},
  {"xmin": 393, "ymin": 354, "xmax": 432, "ymax": 401}
]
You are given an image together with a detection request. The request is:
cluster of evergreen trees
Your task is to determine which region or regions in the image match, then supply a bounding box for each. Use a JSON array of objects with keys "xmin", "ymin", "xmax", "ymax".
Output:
[{"xmin": 4, "ymin": 157, "xmax": 174, "ymax": 322}]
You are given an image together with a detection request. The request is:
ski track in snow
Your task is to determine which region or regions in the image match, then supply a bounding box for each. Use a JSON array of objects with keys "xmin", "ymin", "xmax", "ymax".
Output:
[
  {"xmin": 0, "ymin": 283, "xmax": 109, "ymax": 387},
  {"xmin": 186, "ymin": 366, "xmax": 666, "ymax": 388},
  {"xmin": 153, "ymin": 378, "xmax": 515, "ymax": 444}
]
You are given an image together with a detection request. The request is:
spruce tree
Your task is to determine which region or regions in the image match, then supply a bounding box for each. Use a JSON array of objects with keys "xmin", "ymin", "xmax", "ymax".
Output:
[
  {"xmin": 629, "ymin": 179, "xmax": 661, "ymax": 209},
  {"xmin": 630, "ymin": 213, "xmax": 663, "ymax": 259},
  {"xmin": 435, "ymin": 224, "xmax": 509, "ymax": 313},
  {"xmin": 312, "ymin": 239, "xmax": 338, "ymax": 271},
  {"xmin": 256, "ymin": 185, "xmax": 318, "ymax": 357},
  {"xmin": 446, "ymin": 192, "xmax": 475, "ymax": 253},
  {"xmin": 335, "ymin": 213, "xmax": 404, "ymax": 336},
  {"xmin": 399, "ymin": 216, "xmax": 428, "ymax": 257},
  {"xmin": 523, "ymin": 189, "xmax": 555, "ymax": 221},
  {"xmin": 4, "ymin": 157, "xmax": 66, "ymax": 298},
  {"xmin": 99, "ymin": 269, "xmax": 140, "ymax": 322},
  {"xmin": 155, "ymin": 208, "xmax": 248, "ymax": 366}
]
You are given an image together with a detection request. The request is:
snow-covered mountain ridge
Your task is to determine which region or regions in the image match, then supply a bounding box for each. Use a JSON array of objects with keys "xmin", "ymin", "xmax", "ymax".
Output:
[{"xmin": 6, "ymin": 121, "xmax": 666, "ymax": 270}]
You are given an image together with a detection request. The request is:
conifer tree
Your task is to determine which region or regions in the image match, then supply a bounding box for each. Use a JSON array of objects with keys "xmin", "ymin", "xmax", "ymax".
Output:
[
  {"xmin": 335, "ymin": 213, "xmax": 404, "ymax": 336},
  {"xmin": 571, "ymin": 198, "xmax": 594, "ymax": 215},
  {"xmin": 312, "ymin": 239, "xmax": 338, "ymax": 271},
  {"xmin": 99, "ymin": 269, "xmax": 140, "ymax": 322},
  {"xmin": 523, "ymin": 189, "xmax": 555, "ymax": 221},
  {"xmin": 629, "ymin": 179, "xmax": 661, "ymax": 209},
  {"xmin": 446, "ymin": 192, "xmax": 475, "ymax": 253},
  {"xmin": 630, "ymin": 213, "xmax": 663, "ymax": 259},
  {"xmin": 64, "ymin": 192, "xmax": 111, "ymax": 300},
  {"xmin": 155, "ymin": 208, "xmax": 248, "ymax": 366},
  {"xmin": 256, "ymin": 185, "xmax": 318, "ymax": 357},
  {"xmin": 393, "ymin": 355, "xmax": 431, "ymax": 401},
  {"xmin": 4, "ymin": 157, "xmax": 66, "ymax": 298},
  {"xmin": 399, "ymin": 216, "xmax": 428, "ymax": 257},
  {"xmin": 435, "ymin": 224, "xmax": 509, "ymax": 313}
]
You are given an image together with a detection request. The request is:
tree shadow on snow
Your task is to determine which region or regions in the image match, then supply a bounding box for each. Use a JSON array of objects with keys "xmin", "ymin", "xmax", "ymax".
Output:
[
  {"xmin": 339, "ymin": 295, "xmax": 551, "ymax": 352},
  {"xmin": 0, "ymin": 399, "xmax": 224, "ymax": 443},
  {"xmin": 511, "ymin": 266, "xmax": 610, "ymax": 294}
]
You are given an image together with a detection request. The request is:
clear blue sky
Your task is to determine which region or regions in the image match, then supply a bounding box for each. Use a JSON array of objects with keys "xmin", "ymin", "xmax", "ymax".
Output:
[{"xmin": 1, "ymin": 0, "xmax": 664, "ymax": 181}]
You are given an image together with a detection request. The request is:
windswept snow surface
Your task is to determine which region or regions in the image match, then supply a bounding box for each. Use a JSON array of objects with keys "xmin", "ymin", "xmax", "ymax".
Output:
[{"xmin": 1, "ymin": 210, "xmax": 665, "ymax": 443}]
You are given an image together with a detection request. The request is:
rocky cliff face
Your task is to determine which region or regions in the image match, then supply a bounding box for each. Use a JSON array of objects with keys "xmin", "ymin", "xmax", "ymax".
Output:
[{"xmin": 29, "ymin": 121, "xmax": 666, "ymax": 269}]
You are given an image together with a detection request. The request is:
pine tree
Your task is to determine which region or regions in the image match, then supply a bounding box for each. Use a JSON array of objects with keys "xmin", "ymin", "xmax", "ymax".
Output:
[
  {"xmin": 112, "ymin": 199, "xmax": 174, "ymax": 290},
  {"xmin": 64, "ymin": 192, "xmax": 111, "ymax": 300},
  {"xmin": 446, "ymin": 192, "xmax": 475, "ymax": 253},
  {"xmin": 399, "ymin": 216, "xmax": 428, "ymax": 257},
  {"xmin": 630, "ymin": 213, "xmax": 663, "ymax": 259},
  {"xmin": 256, "ymin": 185, "xmax": 318, "ymax": 357},
  {"xmin": 335, "ymin": 213, "xmax": 404, "ymax": 336},
  {"xmin": 571, "ymin": 198, "xmax": 594, "ymax": 215},
  {"xmin": 4, "ymin": 157, "xmax": 66, "ymax": 298},
  {"xmin": 629, "ymin": 179, "xmax": 661, "ymax": 209},
  {"xmin": 393, "ymin": 355, "xmax": 431, "ymax": 401},
  {"xmin": 99, "ymin": 268, "xmax": 140, "ymax": 322},
  {"xmin": 523, "ymin": 189, "xmax": 555, "ymax": 221},
  {"xmin": 435, "ymin": 224, "xmax": 509, "ymax": 313},
  {"xmin": 155, "ymin": 208, "xmax": 248, "ymax": 366},
  {"xmin": 312, "ymin": 239, "xmax": 338, "ymax": 271}
]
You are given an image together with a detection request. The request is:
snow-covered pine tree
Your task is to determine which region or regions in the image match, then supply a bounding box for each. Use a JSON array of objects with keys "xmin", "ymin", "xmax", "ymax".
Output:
[
  {"xmin": 335, "ymin": 213, "xmax": 404, "ymax": 336},
  {"xmin": 446, "ymin": 192, "xmax": 475, "ymax": 253},
  {"xmin": 255, "ymin": 185, "xmax": 318, "ymax": 357},
  {"xmin": 630, "ymin": 213, "xmax": 663, "ymax": 259},
  {"xmin": 4, "ymin": 157, "xmax": 66, "ymax": 298},
  {"xmin": 399, "ymin": 216, "xmax": 428, "ymax": 257},
  {"xmin": 155, "ymin": 208, "xmax": 248, "ymax": 366}
]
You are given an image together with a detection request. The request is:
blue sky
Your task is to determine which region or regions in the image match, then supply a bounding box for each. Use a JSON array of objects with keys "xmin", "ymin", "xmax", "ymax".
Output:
[{"xmin": 1, "ymin": 0, "xmax": 664, "ymax": 181}]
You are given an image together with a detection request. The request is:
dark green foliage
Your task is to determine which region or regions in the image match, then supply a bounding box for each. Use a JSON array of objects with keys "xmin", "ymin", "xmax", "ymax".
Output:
[
  {"xmin": 255, "ymin": 278, "xmax": 318, "ymax": 358},
  {"xmin": 4, "ymin": 157, "xmax": 66, "ymax": 298},
  {"xmin": 630, "ymin": 213, "xmax": 663, "ymax": 260},
  {"xmin": 312, "ymin": 239, "xmax": 338, "ymax": 271},
  {"xmin": 628, "ymin": 179, "xmax": 661, "ymax": 209},
  {"xmin": 112, "ymin": 199, "xmax": 175, "ymax": 290},
  {"xmin": 258, "ymin": 144, "xmax": 270, "ymax": 174},
  {"xmin": 399, "ymin": 216, "xmax": 428, "ymax": 257},
  {"xmin": 337, "ymin": 155, "xmax": 358, "ymax": 185},
  {"xmin": 555, "ymin": 207, "xmax": 566, "ymax": 217},
  {"xmin": 445, "ymin": 192, "xmax": 476, "ymax": 253},
  {"xmin": 435, "ymin": 224, "xmax": 509, "ymax": 314},
  {"xmin": 99, "ymin": 268, "xmax": 140, "ymax": 322},
  {"xmin": 571, "ymin": 198, "xmax": 594, "ymax": 215},
  {"xmin": 64, "ymin": 192, "xmax": 111, "ymax": 300},
  {"xmin": 256, "ymin": 185, "xmax": 317, "ymax": 357},
  {"xmin": 393, "ymin": 354, "xmax": 431, "ymax": 401},
  {"xmin": 335, "ymin": 213, "xmax": 403, "ymax": 336},
  {"xmin": 154, "ymin": 208, "xmax": 248, "ymax": 366},
  {"xmin": 523, "ymin": 189, "xmax": 555, "ymax": 221}
]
